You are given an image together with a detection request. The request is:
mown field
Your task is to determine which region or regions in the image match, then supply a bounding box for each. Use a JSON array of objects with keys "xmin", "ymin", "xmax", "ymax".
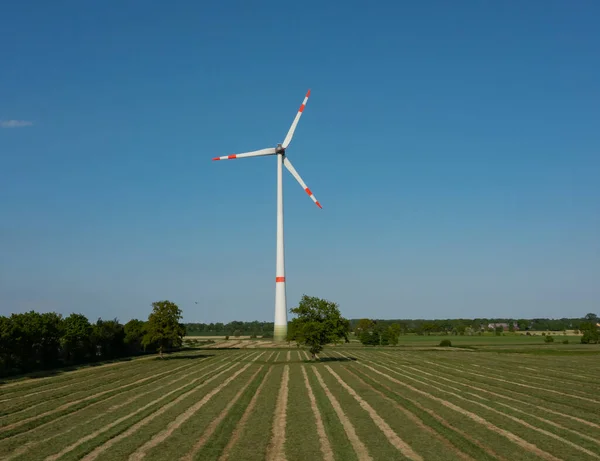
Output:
[{"xmin": 1, "ymin": 345, "xmax": 600, "ymax": 461}]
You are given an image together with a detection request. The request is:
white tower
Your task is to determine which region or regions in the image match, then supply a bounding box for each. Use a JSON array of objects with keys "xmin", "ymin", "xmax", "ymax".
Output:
[{"xmin": 213, "ymin": 90, "xmax": 321, "ymax": 341}]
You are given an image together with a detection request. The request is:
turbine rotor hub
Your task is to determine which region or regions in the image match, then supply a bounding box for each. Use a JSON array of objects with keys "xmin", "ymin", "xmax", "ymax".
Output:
[{"xmin": 275, "ymin": 144, "xmax": 285, "ymax": 155}]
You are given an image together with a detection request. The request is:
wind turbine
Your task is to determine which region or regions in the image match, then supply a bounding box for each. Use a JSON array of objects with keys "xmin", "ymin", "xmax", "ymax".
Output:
[{"xmin": 212, "ymin": 90, "xmax": 321, "ymax": 341}]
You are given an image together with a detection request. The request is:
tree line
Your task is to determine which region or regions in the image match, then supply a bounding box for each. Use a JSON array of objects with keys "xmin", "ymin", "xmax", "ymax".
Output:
[
  {"xmin": 348, "ymin": 313, "xmax": 599, "ymax": 336},
  {"xmin": 352, "ymin": 313, "xmax": 600, "ymax": 346},
  {"xmin": 183, "ymin": 314, "xmax": 599, "ymax": 339},
  {"xmin": 185, "ymin": 321, "xmax": 274, "ymax": 337},
  {"xmin": 0, "ymin": 300, "xmax": 185, "ymax": 377}
]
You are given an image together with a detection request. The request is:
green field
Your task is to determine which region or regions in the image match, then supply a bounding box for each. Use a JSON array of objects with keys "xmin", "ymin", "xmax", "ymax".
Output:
[{"xmin": 1, "ymin": 343, "xmax": 600, "ymax": 461}]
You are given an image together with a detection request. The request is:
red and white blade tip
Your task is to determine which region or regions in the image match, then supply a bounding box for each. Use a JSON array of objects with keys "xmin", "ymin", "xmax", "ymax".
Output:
[
  {"xmin": 212, "ymin": 154, "xmax": 237, "ymax": 161},
  {"xmin": 304, "ymin": 187, "xmax": 322, "ymax": 209}
]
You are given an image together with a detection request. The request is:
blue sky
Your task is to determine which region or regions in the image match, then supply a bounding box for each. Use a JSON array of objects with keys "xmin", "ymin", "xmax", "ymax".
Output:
[{"xmin": 1, "ymin": 1, "xmax": 599, "ymax": 323}]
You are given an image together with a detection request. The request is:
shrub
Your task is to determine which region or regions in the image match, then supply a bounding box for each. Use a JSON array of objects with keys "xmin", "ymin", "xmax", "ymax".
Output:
[
  {"xmin": 233, "ymin": 330, "xmax": 241, "ymax": 338},
  {"xmin": 562, "ymin": 339, "xmax": 569, "ymax": 344},
  {"xmin": 544, "ymin": 335, "xmax": 554, "ymax": 343},
  {"xmin": 224, "ymin": 335, "xmax": 229, "ymax": 340},
  {"xmin": 360, "ymin": 330, "xmax": 380, "ymax": 346},
  {"xmin": 581, "ymin": 329, "xmax": 599, "ymax": 344},
  {"xmin": 250, "ymin": 333, "xmax": 257, "ymax": 339},
  {"xmin": 439, "ymin": 339, "xmax": 452, "ymax": 347}
]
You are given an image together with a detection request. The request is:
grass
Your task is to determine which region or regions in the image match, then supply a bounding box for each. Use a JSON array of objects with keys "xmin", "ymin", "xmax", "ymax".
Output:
[{"xmin": 1, "ymin": 341, "xmax": 599, "ymax": 461}]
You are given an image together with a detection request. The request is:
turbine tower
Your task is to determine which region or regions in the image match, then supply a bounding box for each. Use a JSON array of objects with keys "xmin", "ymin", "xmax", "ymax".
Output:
[{"xmin": 213, "ymin": 90, "xmax": 321, "ymax": 341}]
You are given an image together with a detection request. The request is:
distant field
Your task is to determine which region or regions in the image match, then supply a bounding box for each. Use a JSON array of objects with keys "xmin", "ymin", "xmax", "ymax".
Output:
[
  {"xmin": 186, "ymin": 332, "xmax": 582, "ymax": 345},
  {"xmin": 1, "ymin": 343, "xmax": 600, "ymax": 460},
  {"xmin": 389, "ymin": 333, "xmax": 582, "ymax": 346}
]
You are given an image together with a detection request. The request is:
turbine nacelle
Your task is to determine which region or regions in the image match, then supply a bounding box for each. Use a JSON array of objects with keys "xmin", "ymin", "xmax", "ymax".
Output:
[{"xmin": 275, "ymin": 144, "xmax": 285, "ymax": 155}]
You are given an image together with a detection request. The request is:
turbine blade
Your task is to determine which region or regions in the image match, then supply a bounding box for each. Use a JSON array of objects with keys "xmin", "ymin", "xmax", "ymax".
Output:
[
  {"xmin": 283, "ymin": 157, "xmax": 322, "ymax": 209},
  {"xmin": 212, "ymin": 147, "xmax": 276, "ymax": 161},
  {"xmin": 282, "ymin": 89, "xmax": 310, "ymax": 149}
]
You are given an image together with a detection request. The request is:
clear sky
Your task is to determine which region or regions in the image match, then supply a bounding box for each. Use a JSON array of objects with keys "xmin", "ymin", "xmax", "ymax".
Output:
[{"xmin": 1, "ymin": 1, "xmax": 599, "ymax": 323}]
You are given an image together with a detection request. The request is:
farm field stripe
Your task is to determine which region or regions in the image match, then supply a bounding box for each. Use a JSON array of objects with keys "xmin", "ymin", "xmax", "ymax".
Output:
[
  {"xmin": 453, "ymin": 356, "xmax": 600, "ymax": 387},
  {"xmin": 347, "ymin": 365, "xmax": 508, "ymax": 461},
  {"xmin": 0, "ymin": 360, "xmax": 198, "ymax": 435},
  {"xmin": 386, "ymin": 366, "xmax": 600, "ymax": 458},
  {"xmin": 371, "ymin": 353, "xmax": 600, "ymax": 446},
  {"xmin": 471, "ymin": 361, "xmax": 598, "ymax": 388},
  {"xmin": 265, "ymin": 364, "xmax": 289, "ymax": 461},
  {"xmin": 343, "ymin": 367, "xmax": 475, "ymax": 461},
  {"xmin": 0, "ymin": 358, "xmax": 164, "ymax": 410},
  {"xmin": 1, "ymin": 354, "xmax": 240, "ymax": 441},
  {"xmin": 43, "ymin": 360, "xmax": 236, "ymax": 461},
  {"xmin": 301, "ymin": 366, "xmax": 334, "ymax": 461},
  {"xmin": 181, "ymin": 365, "xmax": 265, "ymax": 461},
  {"xmin": 0, "ymin": 355, "xmax": 158, "ymax": 391},
  {"xmin": 312, "ymin": 367, "xmax": 372, "ymax": 461},
  {"xmin": 1, "ymin": 357, "xmax": 224, "ymax": 460},
  {"xmin": 0, "ymin": 368, "xmax": 125, "ymax": 402},
  {"xmin": 130, "ymin": 361, "xmax": 257, "ymax": 460},
  {"xmin": 509, "ymin": 362, "xmax": 600, "ymax": 382},
  {"xmin": 0, "ymin": 366, "xmax": 158, "ymax": 420},
  {"xmin": 404, "ymin": 364, "xmax": 600, "ymax": 441},
  {"xmin": 358, "ymin": 361, "xmax": 562, "ymax": 461},
  {"xmin": 286, "ymin": 351, "xmax": 291, "ymax": 362},
  {"xmin": 324, "ymin": 365, "xmax": 423, "ymax": 461},
  {"xmin": 218, "ymin": 366, "xmax": 275, "ymax": 461},
  {"xmin": 275, "ymin": 352, "xmax": 281, "ymax": 362},
  {"xmin": 0, "ymin": 354, "xmax": 162, "ymax": 397},
  {"xmin": 82, "ymin": 363, "xmax": 243, "ymax": 461},
  {"xmin": 419, "ymin": 361, "xmax": 600, "ymax": 424},
  {"xmin": 296, "ymin": 351, "xmax": 302, "ymax": 361},
  {"xmin": 441, "ymin": 358, "xmax": 600, "ymax": 397},
  {"xmin": 372, "ymin": 352, "xmax": 600, "ymax": 416},
  {"xmin": 303, "ymin": 351, "xmax": 310, "ymax": 360},
  {"xmin": 424, "ymin": 360, "xmax": 600, "ymax": 404},
  {"xmin": 266, "ymin": 352, "xmax": 275, "ymax": 362}
]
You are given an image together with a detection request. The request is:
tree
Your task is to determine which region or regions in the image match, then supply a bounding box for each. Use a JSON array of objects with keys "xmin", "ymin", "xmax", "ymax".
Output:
[
  {"xmin": 584, "ymin": 313, "xmax": 598, "ymax": 322},
  {"xmin": 142, "ymin": 300, "xmax": 185, "ymax": 358},
  {"xmin": 387, "ymin": 325, "xmax": 400, "ymax": 345},
  {"xmin": 288, "ymin": 295, "xmax": 350, "ymax": 360},
  {"xmin": 517, "ymin": 319, "xmax": 529, "ymax": 331},
  {"xmin": 7, "ymin": 311, "xmax": 64, "ymax": 371},
  {"xmin": 61, "ymin": 313, "xmax": 92, "ymax": 363},
  {"xmin": 580, "ymin": 321, "xmax": 599, "ymax": 344},
  {"xmin": 354, "ymin": 318, "xmax": 375, "ymax": 336},
  {"xmin": 359, "ymin": 330, "xmax": 380, "ymax": 346},
  {"xmin": 124, "ymin": 319, "xmax": 146, "ymax": 354},
  {"xmin": 91, "ymin": 318, "xmax": 125, "ymax": 359}
]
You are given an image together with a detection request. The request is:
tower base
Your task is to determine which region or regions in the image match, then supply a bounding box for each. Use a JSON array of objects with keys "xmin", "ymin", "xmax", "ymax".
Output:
[{"xmin": 273, "ymin": 324, "xmax": 288, "ymax": 342}]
